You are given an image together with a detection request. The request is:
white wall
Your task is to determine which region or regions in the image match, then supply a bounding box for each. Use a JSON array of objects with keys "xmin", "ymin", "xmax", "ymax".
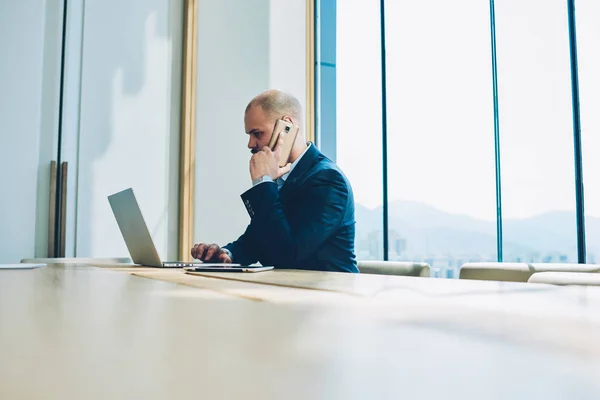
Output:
[
  {"xmin": 269, "ymin": 0, "xmax": 307, "ymax": 116},
  {"xmin": 74, "ymin": 0, "xmax": 183, "ymax": 260},
  {"xmin": 0, "ymin": 0, "xmax": 62, "ymax": 263},
  {"xmin": 0, "ymin": 0, "xmax": 304, "ymax": 263},
  {"xmin": 194, "ymin": 0, "xmax": 307, "ymax": 248}
]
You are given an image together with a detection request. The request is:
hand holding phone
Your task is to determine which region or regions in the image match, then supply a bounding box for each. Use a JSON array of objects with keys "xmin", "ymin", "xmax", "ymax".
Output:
[
  {"xmin": 269, "ymin": 119, "xmax": 300, "ymax": 167},
  {"xmin": 249, "ymin": 119, "xmax": 299, "ymax": 182}
]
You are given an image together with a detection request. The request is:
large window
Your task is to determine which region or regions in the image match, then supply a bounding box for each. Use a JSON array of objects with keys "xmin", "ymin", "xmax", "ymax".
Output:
[
  {"xmin": 577, "ymin": 0, "xmax": 600, "ymax": 263},
  {"xmin": 320, "ymin": 0, "xmax": 595, "ymax": 274},
  {"xmin": 495, "ymin": 0, "xmax": 577, "ymax": 263},
  {"xmin": 335, "ymin": 0, "xmax": 384, "ymax": 260},
  {"xmin": 385, "ymin": 0, "xmax": 497, "ymax": 277}
]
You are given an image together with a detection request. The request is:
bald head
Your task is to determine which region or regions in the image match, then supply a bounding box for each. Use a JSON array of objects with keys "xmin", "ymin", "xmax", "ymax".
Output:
[
  {"xmin": 245, "ymin": 89, "xmax": 303, "ymax": 127},
  {"xmin": 244, "ymin": 89, "xmax": 308, "ymax": 160}
]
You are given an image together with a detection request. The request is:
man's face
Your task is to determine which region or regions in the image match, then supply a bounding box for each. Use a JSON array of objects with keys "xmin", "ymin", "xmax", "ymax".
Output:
[{"xmin": 245, "ymin": 105, "xmax": 276, "ymax": 154}]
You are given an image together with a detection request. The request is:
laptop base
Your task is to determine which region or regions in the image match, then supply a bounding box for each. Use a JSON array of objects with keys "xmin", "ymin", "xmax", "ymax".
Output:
[{"xmin": 162, "ymin": 262, "xmax": 242, "ymax": 268}]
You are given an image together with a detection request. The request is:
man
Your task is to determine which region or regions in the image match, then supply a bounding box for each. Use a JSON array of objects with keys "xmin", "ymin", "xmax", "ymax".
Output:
[{"xmin": 191, "ymin": 89, "xmax": 358, "ymax": 273}]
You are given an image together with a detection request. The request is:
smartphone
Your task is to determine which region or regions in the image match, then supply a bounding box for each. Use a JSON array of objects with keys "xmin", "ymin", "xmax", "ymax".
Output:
[{"xmin": 268, "ymin": 119, "xmax": 300, "ymax": 167}]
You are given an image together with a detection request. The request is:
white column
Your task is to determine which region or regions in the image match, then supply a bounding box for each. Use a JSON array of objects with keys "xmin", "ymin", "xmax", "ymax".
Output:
[{"xmin": 0, "ymin": 0, "xmax": 63, "ymax": 263}]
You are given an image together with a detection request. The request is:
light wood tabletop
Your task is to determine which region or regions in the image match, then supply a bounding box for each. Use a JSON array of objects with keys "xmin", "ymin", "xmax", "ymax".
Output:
[
  {"xmin": 136, "ymin": 267, "xmax": 600, "ymax": 322},
  {"xmin": 2, "ymin": 264, "xmax": 600, "ymax": 399},
  {"xmin": 99, "ymin": 264, "xmax": 600, "ymax": 352}
]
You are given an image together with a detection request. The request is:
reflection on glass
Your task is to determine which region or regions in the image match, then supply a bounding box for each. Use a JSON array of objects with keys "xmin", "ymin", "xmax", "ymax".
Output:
[
  {"xmin": 496, "ymin": 0, "xmax": 577, "ymax": 263},
  {"xmin": 337, "ymin": 0, "xmax": 383, "ymax": 260},
  {"xmin": 385, "ymin": 0, "xmax": 497, "ymax": 277}
]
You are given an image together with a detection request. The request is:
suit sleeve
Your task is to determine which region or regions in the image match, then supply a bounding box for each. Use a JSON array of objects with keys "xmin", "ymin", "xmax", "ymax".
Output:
[
  {"xmin": 239, "ymin": 169, "xmax": 349, "ymax": 266},
  {"xmin": 222, "ymin": 224, "xmax": 259, "ymax": 266}
]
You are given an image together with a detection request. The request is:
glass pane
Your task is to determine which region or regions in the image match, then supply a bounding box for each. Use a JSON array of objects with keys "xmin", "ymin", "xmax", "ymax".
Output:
[
  {"xmin": 336, "ymin": 0, "xmax": 384, "ymax": 260},
  {"xmin": 496, "ymin": 0, "xmax": 577, "ymax": 263},
  {"xmin": 577, "ymin": 0, "xmax": 600, "ymax": 263},
  {"xmin": 385, "ymin": 0, "xmax": 497, "ymax": 277}
]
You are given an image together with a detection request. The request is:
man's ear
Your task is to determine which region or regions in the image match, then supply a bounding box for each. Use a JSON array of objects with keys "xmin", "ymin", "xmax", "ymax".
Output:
[{"xmin": 281, "ymin": 115, "xmax": 293, "ymax": 124}]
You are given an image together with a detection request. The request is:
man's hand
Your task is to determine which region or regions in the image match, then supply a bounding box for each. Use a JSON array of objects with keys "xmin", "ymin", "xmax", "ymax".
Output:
[
  {"xmin": 250, "ymin": 131, "xmax": 292, "ymax": 181},
  {"xmin": 190, "ymin": 243, "xmax": 232, "ymax": 263}
]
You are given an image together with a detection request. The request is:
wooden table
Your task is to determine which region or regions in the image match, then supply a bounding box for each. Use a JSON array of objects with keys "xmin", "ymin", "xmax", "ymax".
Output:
[{"xmin": 1, "ymin": 264, "xmax": 600, "ymax": 399}]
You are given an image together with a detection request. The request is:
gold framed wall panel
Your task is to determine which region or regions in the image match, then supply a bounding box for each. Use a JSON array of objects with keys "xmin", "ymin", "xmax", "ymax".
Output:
[
  {"xmin": 178, "ymin": 0, "xmax": 198, "ymax": 261},
  {"xmin": 178, "ymin": 0, "xmax": 316, "ymax": 259}
]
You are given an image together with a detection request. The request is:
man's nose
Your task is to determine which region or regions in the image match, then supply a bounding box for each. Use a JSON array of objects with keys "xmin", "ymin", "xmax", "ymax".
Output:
[{"xmin": 247, "ymin": 137, "xmax": 254, "ymax": 149}]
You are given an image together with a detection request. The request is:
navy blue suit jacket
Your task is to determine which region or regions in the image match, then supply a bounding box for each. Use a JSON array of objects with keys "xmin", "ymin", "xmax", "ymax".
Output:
[{"xmin": 224, "ymin": 144, "xmax": 358, "ymax": 273}]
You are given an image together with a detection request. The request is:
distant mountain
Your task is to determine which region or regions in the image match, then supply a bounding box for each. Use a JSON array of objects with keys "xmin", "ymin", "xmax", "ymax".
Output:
[{"xmin": 354, "ymin": 200, "xmax": 600, "ymax": 261}]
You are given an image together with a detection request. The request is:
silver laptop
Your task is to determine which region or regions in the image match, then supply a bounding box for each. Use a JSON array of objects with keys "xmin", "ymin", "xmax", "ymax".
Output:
[{"xmin": 107, "ymin": 188, "xmax": 264, "ymax": 269}]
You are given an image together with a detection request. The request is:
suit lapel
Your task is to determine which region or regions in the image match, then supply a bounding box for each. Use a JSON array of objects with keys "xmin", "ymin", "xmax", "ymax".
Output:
[{"xmin": 279, "ymin": 143, "xmax": 321, "ymax": 199}]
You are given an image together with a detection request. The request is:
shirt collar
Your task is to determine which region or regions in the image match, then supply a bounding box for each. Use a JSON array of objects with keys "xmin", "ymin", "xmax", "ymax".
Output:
[{"xmin": 280, "ymin": 142, "xmax": 312, "ymax": 183}]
